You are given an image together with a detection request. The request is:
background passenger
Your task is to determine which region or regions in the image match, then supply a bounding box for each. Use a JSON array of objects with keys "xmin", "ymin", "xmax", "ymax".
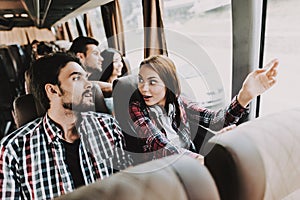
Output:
[
  {"xmin": 0, "ymin": 53, "xmax": 132, "ymax": 199},
  {"xmin": 100, "ymin": 48, "xmax": 127, "ymax": 88},
  {"xmin": 129, "ymin": 55, "xmax": 279, "ymax": 163},
  {"xmin": 100, "ymin": 48, "xmax": 128, "ymax": 115},
  {"xmin": 68, "ymin": 36, "xmax": 112, "ymax": 93}
]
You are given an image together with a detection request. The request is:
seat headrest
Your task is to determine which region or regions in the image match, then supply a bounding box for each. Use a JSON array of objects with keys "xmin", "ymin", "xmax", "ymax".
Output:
[
  {"xmin": 54, "ymin": 155, "xmax": 220, "ymax": 200},
  {"xmin": 204, "ymin": 107, "xmax": 300, "ymax": 200},
  {"xmin": 112, "ymin": 75, "xmax": 146, "ymax": 161},
  {"xmin": 112, "ymin": 74, "xmax": 138, "ymax": 133},
  {"xmin": 13, "ymin": 94, "xmax": 38, "ymax": 128}
]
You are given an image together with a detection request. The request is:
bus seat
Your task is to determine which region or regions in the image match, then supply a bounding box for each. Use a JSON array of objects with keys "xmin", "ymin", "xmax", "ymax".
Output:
[
  {"xmin": 0, "ymin": 55, "xmax": 15, "ymax": 110},
  {"xmin": 112, "ymin": 75, "xmax": 146, "ymax": 163},
  {"xmin": 8, "ymin": 44, "xmax": 30, "ymax": 93},
  {"xmin": 13, "ymin": 94, "xmax": 39, "ymax": 128},
  {"xmin": 93, "ymin": 82, "xmax": 110, "ymax": 114},
  {"xmin": 0, "ymin": 47, "xmax": 19, "ymax": 95},
  {"xmin": 203, "ymin": 107, "xmax": 300, "ymax": 200},
  {"xmin": 54, "ymin": 155, "xmax": 220, "ymax": 200},
  {"xmin": 0, "ymin": 55, "xmax": 15, "ymax": 137},
  {"xmin": 122, "ymin": 56, "xmax": 131, "ymax": 75}
]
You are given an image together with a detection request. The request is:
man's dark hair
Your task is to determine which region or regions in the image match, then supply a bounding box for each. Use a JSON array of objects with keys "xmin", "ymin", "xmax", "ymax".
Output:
[
  {"xmin": 68, "ymin": 36, "xmax": 99, "ymax": 55},
  {"xmin": 37, "ymin": 42, "xmax": 53, "ymax": 56},
  {"xmin": 29, "ymin": 53, "xmax": 82, "ymax": 110}
]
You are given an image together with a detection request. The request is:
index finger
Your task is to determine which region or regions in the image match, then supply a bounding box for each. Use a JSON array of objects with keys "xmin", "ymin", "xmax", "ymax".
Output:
[{"xmin": 265, "ymin": 59, "xmax": 279, "ymax": 75}]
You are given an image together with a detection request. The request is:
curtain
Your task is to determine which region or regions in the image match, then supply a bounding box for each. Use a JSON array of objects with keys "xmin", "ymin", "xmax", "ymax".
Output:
[
  {"xmin": 64, "ymin": 21, "xmax": 73, "ymax": 42},
  {"xmin": 76, "ymin": 16, "xmax": 87, "ymax": 37},
  {"xmin": 53, "ymin": 25, "xmax": 65, "ymax": 41},
  {"xmin": 76, "ymin": 18, "xmax": 83, "ymax": 36},
  {"xmin": 83, "ymin": 13, "xmax": 94, "ymax": 37},
  {"xmin": 0, "ymin": 27, "xmax": 55, "ymax": 45},
  {"xmin": 101, "ymin": 0, "xmax": 125, "ymax": 55},
  {"xmin": 142, "ymin": 0, "xmax": 168, "ymax": 58}
]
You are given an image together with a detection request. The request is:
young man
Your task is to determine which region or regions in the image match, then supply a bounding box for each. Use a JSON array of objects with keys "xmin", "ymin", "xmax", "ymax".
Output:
[
  {"xmin": 0, "ymin": 53, "xmax": 132, "ymax": 199},
  {"xmin": 69, "ymin": 36, "xmax": 112, "ymax": 93}
]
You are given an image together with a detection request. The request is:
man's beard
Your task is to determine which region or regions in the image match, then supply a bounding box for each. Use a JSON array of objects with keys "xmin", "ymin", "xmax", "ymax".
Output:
[
  {"xmin": 59, "ymin": 87, "xmax": 95, "ymax": 112},
  {"xmin": 62, "ymin": 102, "xmax": 95, "ymax": 112}
]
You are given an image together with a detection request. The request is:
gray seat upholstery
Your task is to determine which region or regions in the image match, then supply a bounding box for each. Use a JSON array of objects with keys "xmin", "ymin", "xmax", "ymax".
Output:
[
  {"xmin": 55, "ymin": 155, "xmax": 220, "ymax": 200},
  {"xmin": 203, "ymin": 107, "xmax": 300, "ymax": 200},
  {"xmin": 93, "ymin": 82, "xmax": 109, "ymax": 114},
  {"xmin": 112, "ymin": 75, "xmax": 145, "ymax": 164},
  {"xmin": 13, "ymin": 94, "xmax": 40, "ymax": 128}
]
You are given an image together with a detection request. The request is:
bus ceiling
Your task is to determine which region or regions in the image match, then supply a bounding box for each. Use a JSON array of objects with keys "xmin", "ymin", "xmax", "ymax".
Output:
[{"xmin": 0, "ymin": 0, "xmax": 113, "ymax": 31}]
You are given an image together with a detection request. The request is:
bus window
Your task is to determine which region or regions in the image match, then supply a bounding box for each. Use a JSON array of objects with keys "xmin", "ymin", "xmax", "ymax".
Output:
[
  {"xmin": 261, "ymin": 0, "xmax": 300, "ymax": 116},
  {"xmin": 86, "ymin": 8, "xmax": 107, "ymax": 50},
  {"xmin": 163, "ymin": 0, "xmax": 232, "ymax": 109},
  {"xmin": 119, "ymin": 0, "xmax": 143, "ymax": 69}
]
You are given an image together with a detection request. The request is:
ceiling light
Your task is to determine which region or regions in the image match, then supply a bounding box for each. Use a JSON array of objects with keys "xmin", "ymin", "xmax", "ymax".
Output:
[
  {"xmin": 4, "ymin": 14, "xmax": 14, "ymax": 18},
  {"xmin": 21, "ymin": 13, "xmax": 28, "ymax": 18}
]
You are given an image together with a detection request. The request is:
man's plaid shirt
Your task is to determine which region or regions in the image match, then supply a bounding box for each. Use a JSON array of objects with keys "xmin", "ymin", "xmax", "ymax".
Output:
[{"xmin": 0, "ymin": 112, "xmax": 132, "ymax": 199}]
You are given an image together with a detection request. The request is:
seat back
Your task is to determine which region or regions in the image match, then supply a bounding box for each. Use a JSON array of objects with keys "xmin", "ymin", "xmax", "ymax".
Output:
[
  {"xmin": 204, "ymin": 107, "xmax": 300, "ymax": 200},
  {"xmin": 0, "ymin": 55, "xmax": 15, "ymax": 137},
  {"xmin": 112, "ymin": 75, "xmax": 146, "ymax": 163},
  {"xmin": 13, "ymin": 94, "xmax": 39, "ymax": 128},
  {"xmin": 0, "ymin": 55, "xmax": 15, "ymax": 110},
  {"xmin": 55, "ymin": 155, "xmax": 220, "ymax": 200},
  {"xmin": 8, "ymin": 44, "xmax": 30, "ymax": 94},
  {"xmin": 0, "ymin": 47, "xmax": 19, "ymax": 95},
  {"xmin": 122, "ymin": 56, "xmax": 131, "ymax": 75},
  {"xmin": 92, "ymin": 82, "xmax": 109, "ymax": 114}
]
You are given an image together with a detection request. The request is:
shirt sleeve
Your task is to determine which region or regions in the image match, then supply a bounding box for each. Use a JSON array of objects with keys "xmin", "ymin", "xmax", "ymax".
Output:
[
  {"xmin": 0, "ymin": 145, "xmax": 20, "ymax": 199},
  {"xmin": 109, "ymin": 117, "xmax": 134, "ymax": 169},
  {"xmin": 182, "ymin": 95, "xmax": 249, "ymax": 131}
]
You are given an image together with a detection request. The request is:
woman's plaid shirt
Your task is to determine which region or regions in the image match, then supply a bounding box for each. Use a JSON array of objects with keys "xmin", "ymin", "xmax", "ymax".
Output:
[
  {"xmin": 0, "ymin": 112, "xmax": 132, "ymax": 199},
  {"xmin": 129, "ymin": 96, "xmax": 248, "ymax": 161}
]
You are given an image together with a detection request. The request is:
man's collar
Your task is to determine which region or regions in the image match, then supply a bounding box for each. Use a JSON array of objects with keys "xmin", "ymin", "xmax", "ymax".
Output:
[
  {"xmin": 43, "ymin": 113, "xmax": 85, "ymax": 144},
  {"xmin": 43, "ymin": 114, "xmax": 64, "ymax": 144}
]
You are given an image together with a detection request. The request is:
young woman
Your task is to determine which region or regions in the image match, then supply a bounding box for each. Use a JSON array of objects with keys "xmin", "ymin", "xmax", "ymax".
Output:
[
  {"xmin": 129, "ymin": 55, "xmax": 279, "ymax": 162},
  {"xmin": 100, "ymin": 48, "xmax": 127, "ymax": 86},
  {"xmin": 100, "ymin": 48, "xmax": 128, "ymax": 114}
]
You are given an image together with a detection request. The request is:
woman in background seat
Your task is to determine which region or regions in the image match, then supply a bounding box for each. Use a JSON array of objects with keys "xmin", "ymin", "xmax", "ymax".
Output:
[{"xmin": 100, "ymin": 48, "xmax": 128, "ymax": 115}]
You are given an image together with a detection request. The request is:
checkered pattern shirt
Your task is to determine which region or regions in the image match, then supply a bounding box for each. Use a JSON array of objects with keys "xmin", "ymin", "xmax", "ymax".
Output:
[
  {"xmin": 0, "ymin": 112, "xmax": 132, "ymax": 199},
  {"xmin": 129, "ymin": 96, "xmax": 248, "ymax": 161}
]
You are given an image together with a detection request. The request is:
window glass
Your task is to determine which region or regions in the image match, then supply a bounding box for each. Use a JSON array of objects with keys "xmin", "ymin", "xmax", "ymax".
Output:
[
  {"xmin": 119, "ymin": 0, "xmax": 143, "ymax": 70},
  {"xmin": 261, "ymin": 0, "xmax": 300, "ymax": 115},
  {"xmin": 67, "ymin": 18, "xmax": 79, "ymax": 40},
  {"xmin": 87, "ymin": 8, "xmax": 108, "ymax": 50},
  {"xmin": 163, "ymin": 0, "xmax": 232, "ymax": 109}
]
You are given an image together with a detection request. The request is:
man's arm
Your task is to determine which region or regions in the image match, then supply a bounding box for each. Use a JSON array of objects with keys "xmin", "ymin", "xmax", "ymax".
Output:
[
  {"xmin": 96, "ymin": 81, "xmax": 112, "ymax": 94},
  {"xmin": 110, "ymin": 118, "xmax": 133, "ymax": 170},
  {"xmin": 0, "ymin": 145, "xmax": 20, "ymax": 199}
]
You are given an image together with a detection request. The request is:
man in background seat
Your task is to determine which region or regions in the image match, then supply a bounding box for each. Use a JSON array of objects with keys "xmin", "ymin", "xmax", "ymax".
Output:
[{"xmin": 68, "ymin": 36, "xmax": 112, "ymax": 94}]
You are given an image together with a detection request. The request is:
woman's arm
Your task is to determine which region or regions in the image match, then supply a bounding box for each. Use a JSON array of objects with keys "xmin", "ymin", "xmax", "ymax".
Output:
[
  {"xmin": 182, "ymin": 59, "xmax": 279, "ymax": 131},
  {"xmin": 237, "ymin": 59, "xmax": 279, "ymax": 107},
  {"xmin": 182, "ymin": 96, "xmax": 248, "ymax": 131}
]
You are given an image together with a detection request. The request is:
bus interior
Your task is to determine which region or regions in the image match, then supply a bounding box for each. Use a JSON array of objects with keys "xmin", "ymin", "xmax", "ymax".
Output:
[{"xmin": 0, "ymin": 0, "xmax": 300, "ymax": 199}]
